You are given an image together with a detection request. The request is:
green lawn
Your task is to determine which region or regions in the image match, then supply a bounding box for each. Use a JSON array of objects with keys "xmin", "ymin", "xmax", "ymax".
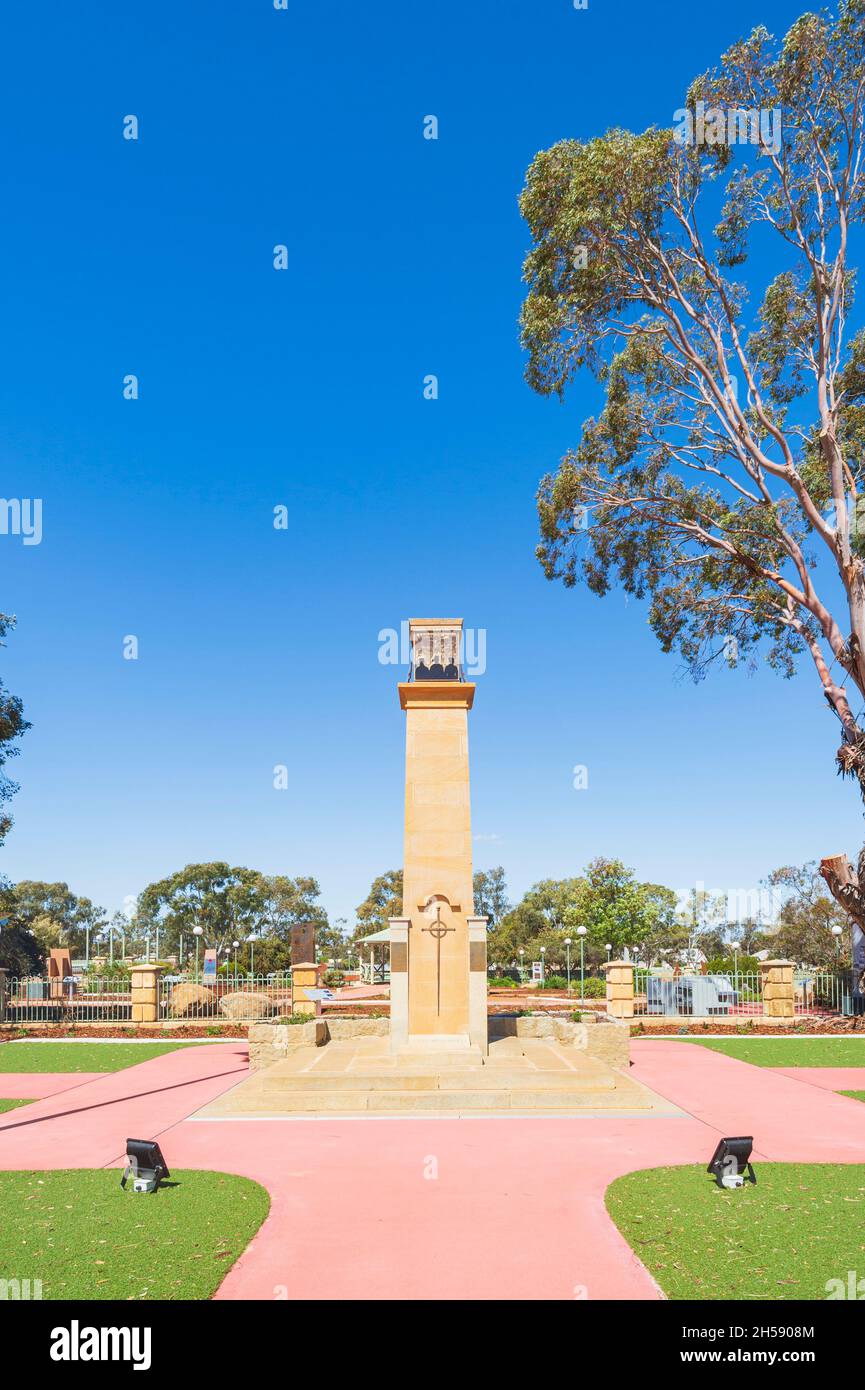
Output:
[
  {"xmin": 0, "ymin": 1041, "xmax": 215, "ymax": 1074},
  {"xmin": 0, "ymin": 1169, "xmax": 269, "ymax": 1300},
  {"xmin": 0, "ymin": 1098, "xmax": 33, "ymax": 1112},
  {"xmin": 670, "ymin": 1036, "xmax": 865, "ymax": 1067},
  {"xmin": 841, "ymin": 1090, "xmax": 865, "ymax": 1103},
  {"xmin": 607, "ymin": 1163, "xmax": 865, "ymax": 1300}
]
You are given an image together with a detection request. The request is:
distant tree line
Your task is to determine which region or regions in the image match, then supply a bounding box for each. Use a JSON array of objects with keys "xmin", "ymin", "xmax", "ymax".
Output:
[{"xmin": 0, "ymin": 857, "xmax": 853, "ymax": 976}]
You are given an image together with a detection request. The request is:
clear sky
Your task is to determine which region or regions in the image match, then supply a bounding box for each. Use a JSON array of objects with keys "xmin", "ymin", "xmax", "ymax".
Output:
[{"xmin": 1, "ymin": 0, "xmax": 858, "ymax": 930}]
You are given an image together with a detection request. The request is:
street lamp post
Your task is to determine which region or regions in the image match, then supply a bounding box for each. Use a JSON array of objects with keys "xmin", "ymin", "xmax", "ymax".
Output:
[
  {"xmin": 539, "ymin": 946, "xmax": 546, "ymax": 986},
  {"xmin": 145, "ymin": 931, "xmax": 151, "ymax": 965},
  {"xmin": 577, "ymin": 925, "xmax": 587, "ymax": 1000},
  {"xmin": 233, "ymin": 940, "xmax": 240, "ymax": 980},
  {"xmin": 193, "ymin": 925, "xmax": 203, "ymax": 979},
  {"xmin": 832, "ymin": 924, "xmax": 844, "ymax": 960},
  {"xmin": 247, "ymin": 934, "xmax": 256, "ymax": 977},
  {"xmin": 564, "ymin": 938, "xmax": 572, "ymax": 994},
  {"xmin": 518, "ymin": 947, "xmax": 525, "ymax": 985},
  {"xmin": 605, "ymin": 943, "xmax": 612, "ymax": 962}
]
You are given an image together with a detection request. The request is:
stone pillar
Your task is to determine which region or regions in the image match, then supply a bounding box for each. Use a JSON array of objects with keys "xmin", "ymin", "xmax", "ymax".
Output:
[
  {"xmin": 604, "ymin": 960, "xmax": 634, "ymax": 1020},
  {"xmin": 761, "ymin": 959, "xmax": 795, "ymax": 1020},
  {"xmin": 467, "ymin": 917, "xmax": 489, "ymax": 1056},
  {"xmin": 131, "ymin": 965, "xmax": 162, "ymax": 1024},
  {"xmin": 0, "ymin": 968, "xmax": 7, "ymax": 1024},
  {"xmin": 291, "ymin": 961, "xmax": 321, "ymax": 1016},
  {"xmin": 399, "ymin": 674, "xmax": 476, "ymax": 1040},
  {"xmin": 389, "ymin": 919, "xmax": 411, "ymax": 1053}
]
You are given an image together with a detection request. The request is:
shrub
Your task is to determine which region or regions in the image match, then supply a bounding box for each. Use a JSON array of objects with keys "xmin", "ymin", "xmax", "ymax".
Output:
[
  {"xmin": 323, "ymin": 969, "xmax": 345, "ymax": 988},
  {"xmin": 541, "ymin": 975, "xmax": 568, "ymax": 991},
  {"xmin": 488, "ymin": 976, "xmax": 518, "ymax": 989},
  {"xmin": 586, "ymin": 976, "xmax": 607, "ymax": 998}
]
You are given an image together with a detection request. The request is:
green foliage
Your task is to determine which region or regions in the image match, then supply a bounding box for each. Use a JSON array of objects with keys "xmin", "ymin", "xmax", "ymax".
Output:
[
  {"xmin": 0, "ymin": 615, "xmax": 30, "ymax": 846},
  {"xmin": 492, "ymin": 859, "xmax": 677, "ymax": 967},
  {"xmin": 704, "ymin": 953, "xmax": 762, "ymax": 975},
  {"xmin": 472, "ymin": 867, "xmax": 510, "ymax": 926},
  {"xmin": 355, "ymin": 870, "xmax": 403, "ymax": 938},
  {"xmin": 5, "ymin": 880, "xmax": 106, "ymax": 959},
  {"xmin": 136, "ymin": 864, "xmax": 328, "ymax": 963},
  {"xmin": 540, "ymin": 975, "xmax": 568, "ymax": 991},
  {"xmin": 767, "ymin": 861, "xmax": 850, "ymax": 966},
  {"xmin": 488, "ymin": 976, "xmax": 519, "ymax": 989},
  {"xmin": 575, "ymin": 976, "xmax": 607, "ymax": 998}
]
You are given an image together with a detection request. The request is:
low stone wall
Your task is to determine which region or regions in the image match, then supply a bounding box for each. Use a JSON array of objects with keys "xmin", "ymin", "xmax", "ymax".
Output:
[
  {"xmin": 488, "ymin": 1014, "xmax": 629, "ymax": 1071},
  {"xmin": 326, "ymin": 1018, "xmax": 390, "ymax": 1040},
  {"xmin": 248, "ymin": 1020, "xmax": 327, "ymax": 1069},
  {"xmin": 248, "ymin": 1016, "xmax": 387, "ymax": 1069},
  {"xmin": 248, "ymin": 1013, "xmax": 630, "ymax": 1071}
]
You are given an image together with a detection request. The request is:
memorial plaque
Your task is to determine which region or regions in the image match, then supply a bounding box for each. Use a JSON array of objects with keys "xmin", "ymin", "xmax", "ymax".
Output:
[{"xmin": 291, "ymin": 922, "xmax": 316, "ymax": 965}]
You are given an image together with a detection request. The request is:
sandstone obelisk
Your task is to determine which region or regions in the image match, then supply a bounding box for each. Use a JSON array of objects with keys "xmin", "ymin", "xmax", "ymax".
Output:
[{"xmin": 389, "ymin": 619, "xmax": 488, "ymax": 1054}]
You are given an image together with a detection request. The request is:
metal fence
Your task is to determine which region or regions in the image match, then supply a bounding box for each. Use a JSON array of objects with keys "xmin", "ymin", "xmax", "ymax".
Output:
[
  {"xmin": 2, "ymin": 976, "xmax": 134, "ymax": 1024},
  {"xmin": 633, "ymin": 970, "xmax": 763, "ymax": 1019},
  {"xmin": 633, "ymin": 969, "xmax": 853, "ymax": 1020},
  {"xmin": 1, "ymin": 971, "xmax": 296, "ymax": 1025},
  {"xmin": 159, "ymin": 972, "xmax": 293, "ymax": 1022},
  {"xmin": 794, "ymin": 970, "xmax": 858, "ymax": 1017}
]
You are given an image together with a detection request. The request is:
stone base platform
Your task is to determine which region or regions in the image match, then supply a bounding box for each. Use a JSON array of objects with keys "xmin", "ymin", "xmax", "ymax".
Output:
[{"xmin": 196, "ymin": 1034, "xmax": 678, "ymax": 1118}]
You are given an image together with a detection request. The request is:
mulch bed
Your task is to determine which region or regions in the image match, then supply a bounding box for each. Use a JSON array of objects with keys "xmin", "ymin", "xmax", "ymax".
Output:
[
  {"xmin": 0, "ymin": 1024, "xmax": 248, "ymax": 1042},
  {"xmin": 631, "ymin": 1017, "xmax": 865, "ymax": 1036}
]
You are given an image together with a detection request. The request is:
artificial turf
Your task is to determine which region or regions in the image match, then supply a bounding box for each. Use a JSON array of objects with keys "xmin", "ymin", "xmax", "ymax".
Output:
[
  {"xmin": 0, "ymin": 1041, "xmax": 215, "ymax": 1074},
  {"xmin": 0, "ymin": 1169, "xmax": 269, "ymax": 1300},
  {"xmin": 669, "ymin": 1036, "xmax": 865, "ymax": 1067},
  {"xmin": 606, "ymin": 1163, "xmax": 865, "ymax": 1300},
  {"xmin": 0, "ymin": 1098, "xmax": 33, "ymax": 1112}
]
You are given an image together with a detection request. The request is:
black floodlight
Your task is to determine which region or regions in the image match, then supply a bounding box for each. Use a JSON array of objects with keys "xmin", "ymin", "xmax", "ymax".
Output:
[
  {"xmin": 707, "ymin": 1136, "xmax": 756, "ymax": 1190},
  {"xmin": 120, "ymin": 1139, "xmax": 170, "ymax": 1194}
]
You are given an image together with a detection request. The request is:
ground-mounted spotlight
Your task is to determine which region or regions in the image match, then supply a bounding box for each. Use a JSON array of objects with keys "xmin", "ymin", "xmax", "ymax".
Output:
[
  {"xmin": 120, "ymin": 1139, "xmax": 170, "ymax": 1194},
  {"xmin": 707, "ymin": 1136, "xmax": 756, "ymax": 1190}
]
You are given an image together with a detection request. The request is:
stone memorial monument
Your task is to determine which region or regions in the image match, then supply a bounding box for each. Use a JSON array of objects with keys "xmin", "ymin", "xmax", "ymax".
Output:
[{"xmin": 388, "ymin": 619, "xmax": 488, "ymax": 1055}]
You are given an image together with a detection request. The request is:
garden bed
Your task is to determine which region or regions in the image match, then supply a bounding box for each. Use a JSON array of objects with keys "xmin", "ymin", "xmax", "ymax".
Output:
[
  {"xmin": 631, "ymin": 1016, "xmax": 865, "ymax": 1036},
  {"xmin": 0, "ymin": 1023, "xmax": 249, "ymax": 1042}
]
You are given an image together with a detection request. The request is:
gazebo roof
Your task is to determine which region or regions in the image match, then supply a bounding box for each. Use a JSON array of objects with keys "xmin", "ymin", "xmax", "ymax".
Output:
[{"xmin": 357, "ymin": 927, "xmax": 392, "ymax": 945}]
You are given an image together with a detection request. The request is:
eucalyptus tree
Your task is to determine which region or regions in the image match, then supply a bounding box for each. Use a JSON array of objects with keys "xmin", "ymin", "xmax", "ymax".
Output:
[{"xmin": 520, "ymin": 4, "xmax": 865, "ymax": 949}]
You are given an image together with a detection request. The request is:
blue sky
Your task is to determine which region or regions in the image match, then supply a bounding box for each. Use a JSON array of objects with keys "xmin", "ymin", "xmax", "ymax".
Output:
[{"xmin": 0, "ymin": 0, "xmax": 858, "ymax": 930}]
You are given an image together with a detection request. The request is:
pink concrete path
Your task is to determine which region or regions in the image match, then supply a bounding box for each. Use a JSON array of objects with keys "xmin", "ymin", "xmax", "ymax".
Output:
[
  {"xmin": 0, "ymin": 1044, "xmax": 248, "ymax": 1167},
  {"xmin": 0, "ymin": 1073, "xmax": 106, "ymax": 1099},
  {"xmin": 2, "ymin": 1039, "xmax": 865, "ymax": 1300}
]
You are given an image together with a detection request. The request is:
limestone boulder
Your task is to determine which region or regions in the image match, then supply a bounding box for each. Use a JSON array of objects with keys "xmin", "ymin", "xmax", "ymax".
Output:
[
  {"xmin": 167, "ymin": 982, "xmax": 216, "ymax": 1018},
  {"xmin": 219, "ymin": 991, "xmax": 276, "ymax": 1022}
]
